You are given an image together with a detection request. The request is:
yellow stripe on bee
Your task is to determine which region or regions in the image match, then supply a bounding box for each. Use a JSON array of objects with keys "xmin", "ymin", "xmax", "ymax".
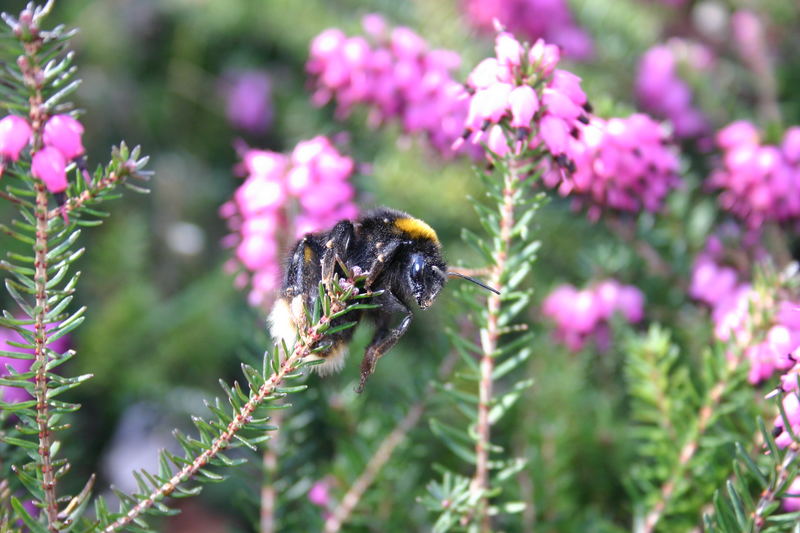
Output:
[
  {"xmin": 394, "ymin": 217, "xmax": 438, "ymax": 243},
  {"xmin": 303, "ymin": 245, "xmax": 314, "ymax": 263}
]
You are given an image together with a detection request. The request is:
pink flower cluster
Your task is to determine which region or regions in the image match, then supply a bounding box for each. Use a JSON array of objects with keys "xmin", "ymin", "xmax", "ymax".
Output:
[
  {"xmin": 457, "ymin": 30, "xmax": 589, "ymax": 166},
  {"xmin": 767, "ymin": 344, "xmax": 800, "ymax": 509},
  {"xmin": 0, "ymin": 113, "xmax": 87, "ymax": 197},
  {"xmin": 459, "ymin": 30, "xmax": 680, "ymax": 218},
  {"xmin": 635, "ymin": 44, "xmax": 710, "ymax": 140},
  {"xmin": 221, "ymin": 136, "xmax": 358, "ymax": 307},
  {"xmin": 307, "ymin": 15, "xmax": 475, "ymax": 158},
  {"xmin": 542, "ymin": 279, "xmax": 644, "ymax": 352},
  {"xmin": 690, "ymin": 241, "xmax": 800, "ymax": 384},
  {"xmin": 542, "ymin": 113, "xmax": 681, "ymax": 220},
  {"xmin": 462, "ymin": 0, "xmax": 593, "ymax": 60},
  {"xmin": 707, "ymin": 121, "xmax": 800, "ymax": 229},
  {"xmin": 37, "ymin": 114, "xmax": 87, "ymax": 196}
]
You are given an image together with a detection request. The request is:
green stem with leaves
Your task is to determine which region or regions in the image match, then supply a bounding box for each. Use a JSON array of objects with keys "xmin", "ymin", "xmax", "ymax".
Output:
[
  {"xmin": 324, "ymin": 349, "xmax": 459, "ymax": 533},
  {"xmin": 100, "ymin": 281, "xmax": 373, "ymax": 532},
  {"xmin": 472, "ymin": 159, "xmax": 517, "ymax": 530},
  {"xmin": 33, "ymin": 182, "xmax": 58, "ymax": 530},
  {"xmin": 641, "ymin": 351, "xmax": 744, "ymax": 532},
  {"xmin": 20, "ymin": 10, "xmax": 60, "ymax": 526},
  {"xmin": 103, "ymin": 347, "xmax": 306, "ymax": 532}
]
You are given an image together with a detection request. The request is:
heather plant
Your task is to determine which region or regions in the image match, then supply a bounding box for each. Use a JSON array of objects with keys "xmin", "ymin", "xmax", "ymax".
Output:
[{"xmin": 3, "ymin": 1, "xmax": 800, "ymax": 533}]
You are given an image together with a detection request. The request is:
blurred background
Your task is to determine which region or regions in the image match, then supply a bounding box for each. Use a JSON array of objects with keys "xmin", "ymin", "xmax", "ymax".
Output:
[{"xmin": 2, "ymin": 0, "xmax": 800, "ymax": 531}]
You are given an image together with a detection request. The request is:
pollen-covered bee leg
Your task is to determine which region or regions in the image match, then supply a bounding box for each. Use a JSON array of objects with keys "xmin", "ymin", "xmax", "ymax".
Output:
[
  {"xmin": 364, "ymin": 240, "xmax": 402, "ymax": 289},
  {"xmin": 279, "ymin": 234, "xmax": 324, "ymax": 334},
  {"xmin": 356, "ymin": 294, "xmax": 413, "ymax": 393},
  {"xmin": 321, "ymin": 220, "xmax": 355, "ymax": 288},
  {"xmin": 285, "ymin": 235, "xmax": 322, "ymax": 299}
]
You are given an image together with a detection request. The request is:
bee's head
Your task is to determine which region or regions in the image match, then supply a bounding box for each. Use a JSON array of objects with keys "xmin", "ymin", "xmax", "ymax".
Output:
[{"xmin": 407, "ymin": 252, "xmax": 447, "ymax": 310}]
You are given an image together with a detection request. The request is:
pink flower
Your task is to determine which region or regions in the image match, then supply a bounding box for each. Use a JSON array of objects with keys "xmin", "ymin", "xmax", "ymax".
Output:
[
  {"xmin": 541, "ymin": 113, "xmax": 680, "ymax": 217},
  {"xmin": 463, "ymin": 0, "xmax": 594, "ymax": 61},
  {"xmin": 708, "ymin": 122, "xmax": 800, "ymax": 228},
  {"xmin": 782, "ymin": 477, "xmax": 800, "ymax": 511},
  {"xmin": 782, "ymin": 127, "xmax": 800, "ymax": 164},
  {"xmin": 542, "ymin": 280, "xmax": 645, "ymax": 352},
  {"xmin": 635, "ymin": 43, "xmax": 709, "ymax": 140},
  {"xmin": 308, "ymin": 480, "xmax": 330, "ymax": 507},
  {"xmin": 307, "ymin": 18, "xmax": 477, "ymax": 159},
  {"xmin": 43, "ymin": 114, "xmax": 85, "ymax": 160},
  {"xmin": 774, "ymin": 394, "xmax": 800, "ymax": 449},
  {"xmin": 0, "ymin": 115, "xmax": 32, "ymax": 162},
  {"xmin": 222, "ymin": 138, "xmax": 359, "ymax": 308},
  {"xmin": 495, "ymin": 32, "xmax": 523, "ymax": 68},
  {"xmin": 222, "ymin": 70, "xmax": 273, "ymax": 134},
  {"xmin": 508, "ymin": 85, "xmax": 539, "ymax": 128},
  {"xmin": 486, "ymin": 125, "xmax": 510, "ymax": 156},
  {"xmin": 31, "ymin": 147, "xmax": 68, "ymax": 193}
]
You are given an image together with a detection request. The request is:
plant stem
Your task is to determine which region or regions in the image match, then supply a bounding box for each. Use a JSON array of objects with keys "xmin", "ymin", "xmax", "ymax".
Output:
[
  {"xmin": 33, "ymin": 182, "xmax": 58, "ymax": 530},
  {"xmin": 753, "ymin": 449, "xmax": 798, "ymax": 531},
  {"xmin": 46, "ymin": 172, "xmax": 124, "ymax": 220},
  {"xmin": 641, "ymin": 355, "xmax": 742, "ymax": 532},
  {"xmin": 102, "ymin": 292, "xmax": 358, "ymax": 532},
  {"xmin": 324, "ymin": 350, "xmax": 459, "ymax": 533},
  {"xmin": 103, "ymin": 348, "xmax": 306, "ymax": 532},
  {"xmin": 472, "ymin": 160, "xmax": 517, "ymax": 532},
  {"xmin": 260, "ymin": 408, "xmax": 283, "ymax": 533},
  {"xmin": 21, "ymin": 22, "xmax": 60, "ymax": 526}
]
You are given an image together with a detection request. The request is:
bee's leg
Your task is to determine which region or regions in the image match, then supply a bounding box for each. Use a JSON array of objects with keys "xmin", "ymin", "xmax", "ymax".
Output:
[
  {"xmin": 285, "ymin": 234, "xmax": 322, "ymax": 299},
  {"xmin": 364, "ymin": 240, "xmax": 402, "ymax": 289},
  {"xmin": 356, "ymin": 295, "xmax": 412, "ymax": 393},
  {"xmin": 321, "ymin": 220, "xmax": 355, "ymax": 288}
]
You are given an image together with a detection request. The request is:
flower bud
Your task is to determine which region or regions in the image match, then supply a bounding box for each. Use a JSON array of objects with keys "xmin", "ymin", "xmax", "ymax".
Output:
[
  {"xmin": 494, "ymin": 32, "xmax": 523, "ymax": 68},
  {"xmin": 31, "ymin": 147, "xmax": 68, "ymax": 193},
  {"xmin": 508, "ymin": 85, "xmax": 539, "ymax": 128},
  {"xmin": 43, "ymin": 114, "xmax": 85, "ymax": 160},
  {"xmin": 0, "ymin": 115, "xmax": 32, "ymax": 161}
]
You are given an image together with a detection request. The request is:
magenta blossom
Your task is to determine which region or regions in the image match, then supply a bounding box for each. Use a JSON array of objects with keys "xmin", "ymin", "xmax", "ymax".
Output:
[
  {"xmin": 462, "ymin": 0, "xmax": 594, "ymax": 60},
  {"xmin": 308, "ymin": 480, "xmax": 331, "ymax": 507},
  {"xmin": 635, "ymin": 42, "xmax": 710, "ymax": 140},
  {"xmin": 222, "ymin": 136, "xmax": 359, "ymax": 307},
  {"xmin": 541, "ymin": 113, "xmax": 681, "ymax": 220},
  {"xmin": 43, "ymin": 114, "xmax": 85, "ymax": 160},
  {"xmin": 222, "ymin": 69, "xmax": 273, "ymax": 134},
  {"xmin": 782, "ymin": 476, "xmax": 800, "ymax": 511},
  {"xmin": 707, "ymin": 121, "xmax": 800, "ymax": 228},
  {"xmin": 0, "ymin": 114, "xmax": 32, "ymax": 163},
  {"xmin": 457, "ymin": 30, "xmax": 590, "ymax": 173},
  {"xmin": 691, "ymin": 235, "xmax": 800, "ymax": 384},
  {"xmin": 31, "ymin": 147, "xmax": 68, "ymax": 194},
  {"xmin": 542, "ymin": 280, "xmax": 644, "ymax": 352},
  {"xmin": 307, "ymin": 16, "xmax": 478, "ymax": 158}
]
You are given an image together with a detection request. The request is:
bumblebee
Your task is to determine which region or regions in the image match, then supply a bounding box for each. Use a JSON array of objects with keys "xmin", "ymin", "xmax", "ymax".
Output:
[{"xmin": 269, "ymin": 207, "xmax": 498, "ymax": 392}]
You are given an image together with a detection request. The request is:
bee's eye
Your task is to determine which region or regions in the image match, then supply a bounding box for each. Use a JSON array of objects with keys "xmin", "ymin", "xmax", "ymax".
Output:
[{"xmin": 410, "ymin": 255, "xmax": 425, "ymax": 282}]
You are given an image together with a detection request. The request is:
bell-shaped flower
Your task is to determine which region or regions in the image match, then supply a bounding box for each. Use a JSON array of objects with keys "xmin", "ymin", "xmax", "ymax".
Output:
[
  {"xmin": 494, "ymin": 32, "xmax": 523, "ymax": 68},
  {"xmin": 43, "ymin": 114, "xmax": 85, "ymax": 160},
  {"xmin": 508, "ymin": 85, "xmax": 539, "ymax": 128},
  {"xmin": 32, "ymin": 147, "xmax": 68, "ymax": 193},
  {"xmin": 0, "ymin": 115, "xmax": 32, "ymax": 161}
]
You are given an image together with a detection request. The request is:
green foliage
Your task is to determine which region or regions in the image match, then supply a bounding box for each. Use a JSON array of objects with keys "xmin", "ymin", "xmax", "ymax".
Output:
[
  {"xmin": 421, "ymin": 156, "xmax": 542, "ymax": 530},
  {"xmin": 705, "ymin": 398, "xmax": 800, "ymax": 533},
  {"xmin": 0, "ymin": 4, "xmax": 151, "ymax": 530},
  {"xmin": 624, "ymin": 326, "xmax": 758, "ymax": 531},
  {"xmin": 89, "ymin": 275, "xmax": 375, "ymax": 531}
]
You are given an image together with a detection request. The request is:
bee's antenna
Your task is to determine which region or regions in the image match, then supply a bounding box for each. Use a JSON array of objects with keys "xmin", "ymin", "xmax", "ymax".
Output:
[{"xmin": 434, "ymin": 266, "xmax": 500, "ymax": 295}]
